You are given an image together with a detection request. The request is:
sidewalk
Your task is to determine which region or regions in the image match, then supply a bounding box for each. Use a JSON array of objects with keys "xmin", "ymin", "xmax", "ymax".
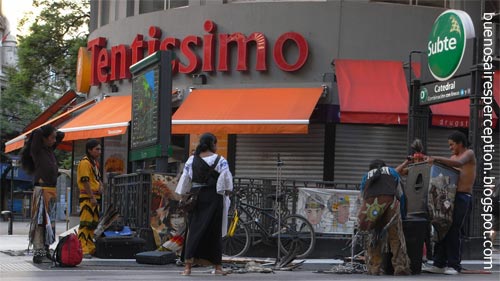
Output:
[{"xmin": 1, "ymin": 220, "xmax": 499, "ymax": 273}]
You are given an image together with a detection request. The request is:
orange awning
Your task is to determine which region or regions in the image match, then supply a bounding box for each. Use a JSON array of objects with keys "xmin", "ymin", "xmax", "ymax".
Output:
[
  {"xmin": 4, "ymin": 99, "xmax": 96, "ymax": 153},
  {"xmin": 59, "ymin": 96, "xmax": 132, "ymax": 141},
  {"xmin": 172, "ymin": 88, "xmax": 323, "ymax": 134},
  {"xmin": 430, "ymin": 71, "xmax": 499, "ymax": 128},
  {"xmin": 24, "ymin": 89, "xmax": 78, "ymax": 132},
  {"xmin": 335, "ymin": 59, "xmax": 409, "ymax": 125}
]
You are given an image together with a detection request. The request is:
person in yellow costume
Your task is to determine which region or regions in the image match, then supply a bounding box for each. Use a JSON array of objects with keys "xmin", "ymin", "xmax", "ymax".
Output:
[{"xmin": 77, "ymin": 139, "xmax": 103, "ymax": 258}]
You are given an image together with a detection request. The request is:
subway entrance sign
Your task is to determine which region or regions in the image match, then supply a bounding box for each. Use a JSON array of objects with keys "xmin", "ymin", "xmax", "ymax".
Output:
[{"xmin": 419, "ymin": 74, "xmax": 471, "ymax": 105}]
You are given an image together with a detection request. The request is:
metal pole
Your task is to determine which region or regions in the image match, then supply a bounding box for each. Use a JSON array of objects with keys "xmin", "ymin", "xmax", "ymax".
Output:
[
  {"xmin": 407, "ymin": 51, "xmax": 428, "ymax": 155},
  {"xmin": 66, "ymin": 186, "xmax": 70, "ymax": 230},
  {"xmin": 8, "ymin": 160, "xmax": 14, "ymax": 235},
  {"xmin": 275, "ymin": 153, "xmax": 283, "ymax": 266}
]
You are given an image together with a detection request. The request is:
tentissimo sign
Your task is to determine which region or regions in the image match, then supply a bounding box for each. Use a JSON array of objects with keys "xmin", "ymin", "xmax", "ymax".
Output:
[
  {"xmin": 427, "ymin": 10, "xmax": 475, "ymax": 81},
  {"xmin": 85, "ymin": 20, "xmax": 309, "ymax": 87}
]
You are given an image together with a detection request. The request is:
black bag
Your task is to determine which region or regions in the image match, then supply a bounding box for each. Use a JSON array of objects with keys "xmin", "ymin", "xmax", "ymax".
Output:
[
  {"xmin": 94, "ymin": 236, "xmax": 146, "ymax": 259},
  {"xmin": 137, "ymin": 227, "xmax": 157, "ymax": 251},
  {"xmin": 177, "ymin": 190, "xmax": 200, "ymax": 213},
  {"xmin": 178, "ymin": 155, "xmax": 221, "ymax": 213},
  {"xmin": 135, "ymin": 250, "xmax": 177, "ymax": 265}
]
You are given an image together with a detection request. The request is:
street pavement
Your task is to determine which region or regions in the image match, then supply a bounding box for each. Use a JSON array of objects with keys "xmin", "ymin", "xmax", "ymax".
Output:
[{"xmin": 1, "ymin": 220, "xmax": 499, "ymax": 281}]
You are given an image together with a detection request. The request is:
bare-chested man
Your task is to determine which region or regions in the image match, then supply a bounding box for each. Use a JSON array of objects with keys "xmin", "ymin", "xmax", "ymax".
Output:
[{"xmin": 423, "ymin": 131, "xmax": 476, "ymax": 275}]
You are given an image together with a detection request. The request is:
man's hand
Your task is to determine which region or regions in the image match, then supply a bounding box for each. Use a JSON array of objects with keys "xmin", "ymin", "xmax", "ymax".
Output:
[{"xmin": 425, "ymin": 156, "xmax": 434, "ymax": 165}]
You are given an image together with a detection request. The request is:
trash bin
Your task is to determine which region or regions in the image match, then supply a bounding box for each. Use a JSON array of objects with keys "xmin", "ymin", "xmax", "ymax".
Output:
[{"xmin": 384, "ymin": 215, "xmax": 428, "ymax": 275}]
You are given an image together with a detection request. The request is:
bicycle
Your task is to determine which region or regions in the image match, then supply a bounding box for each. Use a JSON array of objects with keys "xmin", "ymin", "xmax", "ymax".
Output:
[{"xmin": 222, "ymin": 188, "xmax": 316, "ymax": 259}]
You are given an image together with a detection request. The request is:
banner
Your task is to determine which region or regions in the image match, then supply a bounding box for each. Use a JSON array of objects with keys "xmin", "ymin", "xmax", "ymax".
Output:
[
  {"xmin": 150, "ymin": 173, "xmax": 185, "ymax": 243},
  {"xmin": 297, "ymin": 188, "xmax": 360, "ymax": 234}
]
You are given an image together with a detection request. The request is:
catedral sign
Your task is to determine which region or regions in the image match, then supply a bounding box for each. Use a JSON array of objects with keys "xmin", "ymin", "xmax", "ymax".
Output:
[{"xmin": 86, "ymin": 20, "xmax": 309, "ymax": 86}]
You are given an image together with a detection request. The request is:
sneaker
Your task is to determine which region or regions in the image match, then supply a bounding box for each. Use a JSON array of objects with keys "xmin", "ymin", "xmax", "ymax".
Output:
[
  {"xmin": 422, "ymin": 265, "xmax": 445, "ymax": 274},
  {"xmin": 444, "ymin": 267, "xmax": 459, "ymax": 275}
]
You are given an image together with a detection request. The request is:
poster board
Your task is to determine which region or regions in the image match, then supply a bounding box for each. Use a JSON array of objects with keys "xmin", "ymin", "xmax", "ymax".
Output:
[{"xmin": 297, "ymin": 188, "xmax": 360, "ymax": 234}]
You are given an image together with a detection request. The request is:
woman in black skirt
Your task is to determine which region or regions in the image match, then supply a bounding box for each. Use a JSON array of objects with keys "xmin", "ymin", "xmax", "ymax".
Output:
[{"xmin": 175, "ymin": 133, "xmax": 233, "ymax": 276}]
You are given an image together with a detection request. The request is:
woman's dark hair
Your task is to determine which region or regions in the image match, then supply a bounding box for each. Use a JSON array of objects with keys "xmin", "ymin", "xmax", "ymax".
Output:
[
  {"xmin": 85, "ymin": 139, "xmax": 100, "ymax": 158},
  {"xmin": 19, "ymin": 124, "xmax": 57, "ymax": 174},
  {"xmin": 366, "ymin": 159, "xmax": 387, "ymax": 186},
  {"xmin": 194, "ymin": 133, "xmax": 217, "ymax": 156},
  {"xmin": 411, "ymin": 138, "xmax": 424, "ymax": 153},
  {"xmin": 369, "ymin": 159, "xmax": 386, "ymax": 170},
  {"xmin": 448, "ymin": 131, "xmax": 468, "ymax": 147}
]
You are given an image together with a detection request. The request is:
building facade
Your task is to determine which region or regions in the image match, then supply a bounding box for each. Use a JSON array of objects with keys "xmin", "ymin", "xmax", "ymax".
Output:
[
  {"xmin": 81, "ymin": 0, "xmax": 498, "ymax": 182},
  {"xmin": 4, "ymin": 1, "xmax": 499, "ymax": 240}
]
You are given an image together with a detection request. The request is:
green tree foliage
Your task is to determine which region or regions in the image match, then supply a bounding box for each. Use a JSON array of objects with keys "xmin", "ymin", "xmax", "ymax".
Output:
[{"xmin": 1, "ymin": 0, "xmax": 89, "ymax": 137}]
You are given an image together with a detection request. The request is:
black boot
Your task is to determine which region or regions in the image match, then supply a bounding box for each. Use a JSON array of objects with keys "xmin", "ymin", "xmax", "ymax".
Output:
[{"xmin": 33, "ymin": 249, "xmax": 45, "ymax": 264}]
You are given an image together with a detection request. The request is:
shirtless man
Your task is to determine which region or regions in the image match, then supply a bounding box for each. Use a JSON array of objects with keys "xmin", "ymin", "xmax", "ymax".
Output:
[{"xmin": 423, "ymin": 131, "xmax": 476, "ymax": 275}]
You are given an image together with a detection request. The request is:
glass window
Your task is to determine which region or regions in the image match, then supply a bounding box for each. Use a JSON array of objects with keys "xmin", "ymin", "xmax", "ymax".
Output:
[
  {"xmin": 370, "ymin": 0, "xmax": 447, "ymax": 8},
  {"xmin": 126, "ymin": 0, "xmax": 135, "ymax": 17},
  {"xmin": 170, "ymin": 0, "xmax": 189, "ymax": 9},
  {"xmin": 139, "ymin": 0, "xmax": 164, "ymax": 14}
]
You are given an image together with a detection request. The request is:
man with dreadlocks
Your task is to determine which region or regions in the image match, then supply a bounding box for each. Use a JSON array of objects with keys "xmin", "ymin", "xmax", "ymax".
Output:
[
  {"xmin": 357, "ymin": 159, "xmax": 410, "ymax": 275},
  {"xmin": 77, "ymin": 139, "xmax": 103, "ymax": 258}
]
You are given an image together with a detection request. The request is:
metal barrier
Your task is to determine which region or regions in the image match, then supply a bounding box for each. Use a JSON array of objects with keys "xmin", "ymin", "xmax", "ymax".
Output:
[
  {"xmin": 105, "ymin": 172, "xmax": 484, "ymax": 239},
  {"xmin": 105, "ymin": 173, "xmax": 360, "ymax": 231},
  {"xmin": 233, "ymin": 177, "xmax": 360, "ymax": 216},
  {"xmin": 104, "ymin": 172, "xmax": 483, "ymax": 237},
  {"xmin": 105, "ymin": 171, "xmax": 152, "ymax": 229}
]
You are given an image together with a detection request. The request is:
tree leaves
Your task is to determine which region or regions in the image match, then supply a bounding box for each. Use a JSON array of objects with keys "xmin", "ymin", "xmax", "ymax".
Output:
[{"xmin": 1, "ymin": 0, "xmax": 89, "ymax": 137}]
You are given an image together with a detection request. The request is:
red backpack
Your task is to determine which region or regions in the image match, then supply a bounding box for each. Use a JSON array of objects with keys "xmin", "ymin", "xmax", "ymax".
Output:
[{"xmin": 52, "ymin": 232, "xmax": 83, "ymax": 267}]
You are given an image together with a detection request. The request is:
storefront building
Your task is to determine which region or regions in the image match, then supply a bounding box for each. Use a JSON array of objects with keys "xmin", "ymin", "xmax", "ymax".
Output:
[
  {"xmin": 4, "ymin": 1, "xmax": 499, "ymax": 241},
  {"xmin": 72, "ymin": 0, "xmax": 498, "ymax": 180}
]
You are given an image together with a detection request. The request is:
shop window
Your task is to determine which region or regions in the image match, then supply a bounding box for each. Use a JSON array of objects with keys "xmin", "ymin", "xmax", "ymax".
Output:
[
  {"xmin": 126, "ymin": 0, "xmax": 135, "ymax": 17},
  {"xmin": 139, "ymin": 0, "xmax": 188, "ymax": 14},
  {"xmin": 100, "ymin": 0, "xmax": 110, "ymax": 26},
  {"xmin": 371, "ymin": 0, "xmax": 447, "ymax": 8},
  {"xmin": 231, "ymin": 0, "xmax": 326, "ymax": 2}
]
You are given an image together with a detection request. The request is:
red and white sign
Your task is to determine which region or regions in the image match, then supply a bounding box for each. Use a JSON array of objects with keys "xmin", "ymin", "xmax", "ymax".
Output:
[{"xmin": 87, "ymin": 20, "xmax": 309, "ymax": 86}]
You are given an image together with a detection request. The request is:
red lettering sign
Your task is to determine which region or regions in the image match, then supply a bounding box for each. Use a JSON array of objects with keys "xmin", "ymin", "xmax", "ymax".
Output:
[
  {"xmin": 274, "ymin": 32, "xmax": 309, "ymax": 71},
  {"xmin": 87, "ymin": 20, "xmax": 309, "ymax": 86}
]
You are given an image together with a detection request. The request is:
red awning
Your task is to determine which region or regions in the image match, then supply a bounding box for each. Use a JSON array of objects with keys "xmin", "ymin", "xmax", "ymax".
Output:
[
  {"xmin": 335, "ymin": 59, "xmax": 409, "ymax": 125},
  {"xmin": 23, "ymin": 89, "xmax": 78, "ymax": 132},
  {"xmin": 172, "ymin": 88, "xmax": 323, "ymax": 134},
  {"xmin": 4, "ymin": 99, "xmax": 96, "ymax": 153},
  {"xmin": 430, "ymin": 70, "xmax": 499, "ymax": 128}
]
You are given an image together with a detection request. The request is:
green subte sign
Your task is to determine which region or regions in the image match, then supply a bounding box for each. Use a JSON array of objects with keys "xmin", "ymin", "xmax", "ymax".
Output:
[{"xmin": 427, "ymin": 10, "xmax": 466, "ymax": 81}]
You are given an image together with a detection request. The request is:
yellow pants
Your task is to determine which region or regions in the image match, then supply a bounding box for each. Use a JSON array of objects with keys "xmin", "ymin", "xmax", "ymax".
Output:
[{"xmin": 78, "ymin": 198, "xmax": 100, "ymax": 255}]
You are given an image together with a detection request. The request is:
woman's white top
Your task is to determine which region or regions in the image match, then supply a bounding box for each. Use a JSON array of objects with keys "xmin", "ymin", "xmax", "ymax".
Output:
[{"xmin": 175, "ymin": 154, "xmax": 234, "ymax": 236}]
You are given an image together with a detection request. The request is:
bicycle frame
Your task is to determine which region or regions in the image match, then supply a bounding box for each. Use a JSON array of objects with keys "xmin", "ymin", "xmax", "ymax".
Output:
[
  {"xmin": 224, "ymin": 189, "xmax": 316, "ymax": 258},
  {"xmin": 228, "ymin": 200, "xmax": 277, "ymax": 241}
]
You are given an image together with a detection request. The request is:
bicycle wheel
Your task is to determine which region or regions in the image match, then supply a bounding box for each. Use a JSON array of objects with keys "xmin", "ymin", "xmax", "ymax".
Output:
[
  {"xmin": 277, "ymin": 214, "xmax": 316, "ymax": 259},
  {"xmin": 222, "ymin": 216, "xmax": 251, "ymax": 257}
]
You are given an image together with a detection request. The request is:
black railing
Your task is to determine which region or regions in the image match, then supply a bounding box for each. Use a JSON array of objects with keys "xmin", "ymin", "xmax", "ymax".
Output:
[
  {"xmin": 105, "ymin": 173, "xmax": 361, "ymax": 230},
  {"xmin": 105, "ymin": 172, "xmax": 484, "ymax": 239},
  {"xmin": 105, "ymin": 171, "xmax": 152, "ymax": 229}
]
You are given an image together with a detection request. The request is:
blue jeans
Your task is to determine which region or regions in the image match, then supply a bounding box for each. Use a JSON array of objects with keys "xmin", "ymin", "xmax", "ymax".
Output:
[{"xmin": 433, "ymin": 192, "xmax": 472, "ymax": 271}]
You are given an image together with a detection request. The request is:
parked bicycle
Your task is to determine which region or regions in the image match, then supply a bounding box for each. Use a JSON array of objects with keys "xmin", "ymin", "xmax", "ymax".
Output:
[{"xmin": 222, "ymin": 187, "xmax": 316, "ymax": 258}]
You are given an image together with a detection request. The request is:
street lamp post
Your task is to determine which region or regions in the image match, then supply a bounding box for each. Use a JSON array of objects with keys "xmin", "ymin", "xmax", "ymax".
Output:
[{"xmin": 7, "ymin": 159, "xmax": 18, "ymax": 235}]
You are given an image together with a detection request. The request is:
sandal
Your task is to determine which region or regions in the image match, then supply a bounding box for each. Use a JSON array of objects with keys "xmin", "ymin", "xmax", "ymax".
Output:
[
  {"xmin": 180, "ymin": 269, "xmax": 191, "ymax": 276},
  {"xmin": 213, "ymin": 269, "xmax": 227, "ymax": 276}
]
